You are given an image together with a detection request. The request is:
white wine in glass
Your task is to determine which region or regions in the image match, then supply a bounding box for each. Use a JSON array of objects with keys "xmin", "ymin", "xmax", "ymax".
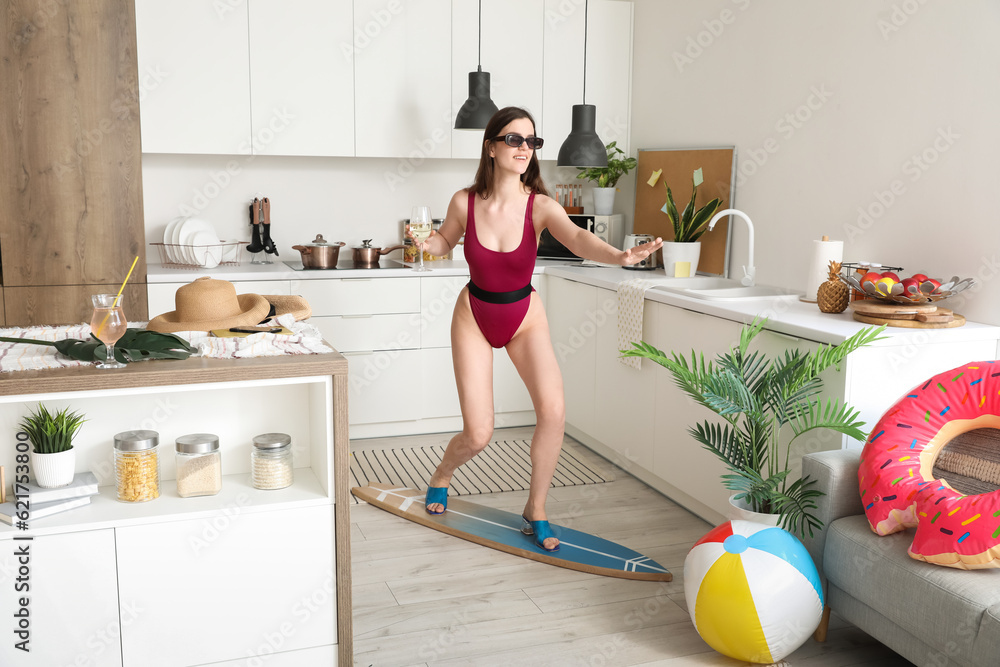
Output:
[{"xmin": 410, "ymin": 206, "xmax": 432, "ymax": 272}]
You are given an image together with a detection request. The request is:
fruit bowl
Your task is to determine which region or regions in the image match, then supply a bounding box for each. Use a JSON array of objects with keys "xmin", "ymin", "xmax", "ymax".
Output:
[{"xmin": 838, "ymin": 274, "xmax": 975, "ymax": 304}]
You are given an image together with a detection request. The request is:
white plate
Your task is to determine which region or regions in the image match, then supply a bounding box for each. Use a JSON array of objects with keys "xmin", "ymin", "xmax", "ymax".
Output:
[
  {"xmin": 177, "ymin": 217, "xmax": 217, "ymax": 265},
  {"xmin": 189, "ymin": 230, "xmax": 222, "ymax": 269},
  {"xmin": 162, "ymin": 216, "xmax": 187, "ymax": 264},
  {"xmin": 170, "ymin": 216, "xmax": 189, "ymax": 263}
]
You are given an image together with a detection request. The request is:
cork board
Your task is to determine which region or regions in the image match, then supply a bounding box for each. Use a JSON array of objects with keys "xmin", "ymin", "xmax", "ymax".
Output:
[{"xmin": 633, "ymin": 148, "xmax": 736, "ymax": 277}]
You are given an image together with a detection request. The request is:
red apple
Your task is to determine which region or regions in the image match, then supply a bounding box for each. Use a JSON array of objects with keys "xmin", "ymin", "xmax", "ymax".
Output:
[
  {"xmin": 910, "ymin": 273, "xmax": 928, "ymax": 283},
  {"xmin": 860, "ymin": 272, "xmax": 882, "ymax": 288},
  {"xmin": 925, "ymin": 278, "xmax": 941, "ymax": 292},
  {"xmin": 900, "ymin": 277, "xmax": 920, "ymax": 294},
  {"xmin": 880, "ymin": 271, "xmax": 900, "ymax": 282}
]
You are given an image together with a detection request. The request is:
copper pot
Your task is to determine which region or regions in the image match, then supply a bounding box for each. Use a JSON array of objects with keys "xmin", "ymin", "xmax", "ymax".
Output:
[
  {"xmin": 352, "ymin": 240, "xmax": 404, "ymax": 268},
  {"xmin": 292, "ymin": 234, "xmax": 345, "ymax": 269}
]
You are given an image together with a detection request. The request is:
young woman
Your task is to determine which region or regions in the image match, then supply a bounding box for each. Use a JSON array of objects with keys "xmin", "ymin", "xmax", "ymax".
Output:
[{"xmin": 412, "ymin": 106, "xmax": 662, "ymax": 551}]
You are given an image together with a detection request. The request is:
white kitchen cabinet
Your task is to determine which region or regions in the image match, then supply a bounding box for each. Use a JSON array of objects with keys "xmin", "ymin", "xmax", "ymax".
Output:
[
  {"xmin": 117, "ymin": 505, "xmax": 335, "ymax": 666},
  {"xmin": 451, "ymin": 0, "xmax": 544, "ymax": 159},
  {"xmin": 0, "ymin": 529, "xmax": 121, "ymax": 667},
  {"xmin": 135, "ymin": 0, "xmax": 253, "ymax": 154},
  {"xmin": 541, "ymin": 0, "xmax": 633, "ymax": 159},
  {"xmin": 546, "ymin": 276, "xmax": 598, "ymax": 436},
  {"xmin": 248, "ymin": 0, "xmax": 355, "ymax": 156},
  {"xmin": 0, "ymin": 354, "xmax": 352, "ymax": 664},
  {"xmin": 353, "ymin": 0, "xmax": 453, "ymax": 159}
]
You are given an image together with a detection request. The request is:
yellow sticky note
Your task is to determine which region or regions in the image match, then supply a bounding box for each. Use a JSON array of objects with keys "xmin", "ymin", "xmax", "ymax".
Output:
[
  {"xmin": 647, "ymin": 169, "xmax": 662, "ymax": 187},
  {"xmin": 674, "ymin": 261, "xmax": 691, "ymax": 278}
]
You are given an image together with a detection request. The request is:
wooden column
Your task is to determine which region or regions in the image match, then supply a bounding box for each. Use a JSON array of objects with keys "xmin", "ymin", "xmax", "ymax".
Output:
[{"xmin": 0, "ymin": 0, "xmax": 146, "ymax": 326}]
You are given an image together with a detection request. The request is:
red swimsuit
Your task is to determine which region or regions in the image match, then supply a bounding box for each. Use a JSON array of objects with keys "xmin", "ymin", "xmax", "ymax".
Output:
[{"xmin": 464, "ymin": 190, "xmax": 538, "ymax": 348}]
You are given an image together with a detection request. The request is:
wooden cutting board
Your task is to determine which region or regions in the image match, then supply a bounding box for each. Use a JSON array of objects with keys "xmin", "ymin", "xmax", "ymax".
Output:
[
  {"xmin": 849, "ymin": 300, "xmax": 938, "ymax": 317},
  {"xmin": 852, "ymin": 310, "xmax": 966, "ymax": 328}
]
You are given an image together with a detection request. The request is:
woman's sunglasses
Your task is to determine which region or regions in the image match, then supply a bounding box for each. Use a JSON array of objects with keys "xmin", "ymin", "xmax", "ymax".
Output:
[{"xmin": 493, "ymin": 133, "xmax": 544, "ymax": 149}]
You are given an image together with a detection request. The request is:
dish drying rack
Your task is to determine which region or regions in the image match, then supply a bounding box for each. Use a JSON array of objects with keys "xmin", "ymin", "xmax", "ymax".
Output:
[{"xmin": 150, "ymin": 241, "xmax": 248, "ymax": 269}]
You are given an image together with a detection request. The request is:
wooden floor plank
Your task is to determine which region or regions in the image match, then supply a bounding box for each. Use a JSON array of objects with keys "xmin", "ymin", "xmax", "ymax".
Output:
[{"xmin": 350, "ymin": 427, "xmax": 910, "ymax": 667}]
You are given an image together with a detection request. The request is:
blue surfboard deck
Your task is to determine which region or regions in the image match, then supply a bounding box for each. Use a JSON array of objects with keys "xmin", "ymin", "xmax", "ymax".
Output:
[{"xmin": 352, "ymin": 483, "xmax": 672, "ymax": 582}]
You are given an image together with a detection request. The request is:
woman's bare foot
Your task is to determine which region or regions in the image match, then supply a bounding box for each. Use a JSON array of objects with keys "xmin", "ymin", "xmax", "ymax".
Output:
[{"xmin": 425, "ymin": 474, "xmax": 451, "ymax": 514}]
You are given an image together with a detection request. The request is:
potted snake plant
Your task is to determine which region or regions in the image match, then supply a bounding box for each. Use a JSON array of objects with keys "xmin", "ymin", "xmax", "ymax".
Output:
[
  {"xmin": 19, "ymin": 404, "xmax": 87, "ymax": 488},
  {"xmin": 660, "ymin": 168, "xmax": 723, "ymax": 277}
]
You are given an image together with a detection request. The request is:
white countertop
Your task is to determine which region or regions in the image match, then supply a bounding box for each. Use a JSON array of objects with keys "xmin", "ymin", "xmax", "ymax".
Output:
[{"xmin": 147, "ymin": 261, "xmax": 1000, "ymax": 348}]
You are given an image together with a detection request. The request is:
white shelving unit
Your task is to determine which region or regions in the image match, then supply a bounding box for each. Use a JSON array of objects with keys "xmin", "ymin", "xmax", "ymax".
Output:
[{"xmin": 0, "ymin": 353, "xmax": 351, "ymax": 666}]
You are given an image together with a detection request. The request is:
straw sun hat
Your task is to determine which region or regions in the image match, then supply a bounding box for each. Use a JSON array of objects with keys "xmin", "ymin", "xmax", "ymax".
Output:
[{"xmin": 146, "ymin": 276, "xmax": 312, "ymax": 333}]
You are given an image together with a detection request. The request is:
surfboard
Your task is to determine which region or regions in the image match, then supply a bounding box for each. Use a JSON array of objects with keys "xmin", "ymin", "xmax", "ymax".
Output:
[{"xmin": 352, "ymin": 483, "xmax": 672, "ymax": 582}]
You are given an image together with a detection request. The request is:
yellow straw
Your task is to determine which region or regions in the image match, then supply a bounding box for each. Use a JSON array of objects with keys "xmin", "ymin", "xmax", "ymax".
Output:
[{"xmin": 95, "ymin": 256, "xmax": 138, "ymax": 338}]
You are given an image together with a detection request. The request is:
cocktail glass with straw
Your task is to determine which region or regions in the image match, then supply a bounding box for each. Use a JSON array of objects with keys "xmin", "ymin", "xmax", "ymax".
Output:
[{"xmin": 91, "ymin": 256, "xmax": 138, "ymax": 369}]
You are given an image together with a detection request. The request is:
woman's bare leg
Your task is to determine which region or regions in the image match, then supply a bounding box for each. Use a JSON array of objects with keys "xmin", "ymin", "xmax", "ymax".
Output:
[
  {"xmin": 505, "ymin": 294, "xmax": 566, "ymax": 550},
  {"xmin": 426, "ymin": 290, "xmax": 496, "ymax": 512}
]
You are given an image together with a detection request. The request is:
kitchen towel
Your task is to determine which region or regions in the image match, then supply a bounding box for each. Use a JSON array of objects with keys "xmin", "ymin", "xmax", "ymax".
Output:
[
  {"xmin": 617, "ymin": 279, "xmax": 651, "ymax": 369},
  {"xmin": 802, "ymin": 237, "xmax": 844, "ymax": 303}
]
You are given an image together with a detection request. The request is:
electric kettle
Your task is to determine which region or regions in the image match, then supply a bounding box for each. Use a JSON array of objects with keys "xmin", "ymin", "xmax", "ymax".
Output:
[{"xmin": 623, "ymin": 234, "xmax": 657, "ymax": 270}]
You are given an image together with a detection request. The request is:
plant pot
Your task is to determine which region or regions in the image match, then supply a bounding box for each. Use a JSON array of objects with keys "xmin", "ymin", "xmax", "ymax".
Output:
[
  {"xmin": 661, "ymin": 241, "xmax": 701, "ymax": 277},
  {"xmin": 592, "ymin": 187, "xmax": 616, "ymax": 215},
  {"xmin": 31, "ymin": 448, "xmax": 77, "ymax": 488},
  {"xmin": 727, "ymin": 493, "xmax": 781, "ymax": 526}
]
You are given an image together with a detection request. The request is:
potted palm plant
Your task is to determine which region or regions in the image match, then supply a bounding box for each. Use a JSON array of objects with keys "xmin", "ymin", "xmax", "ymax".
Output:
[
  {"xmin": 622, "ymin": 318, "xmax": 885, "ymax": 537},
  {"xmin": 20, "ymin": 404, "xmax": 87, "ymax": 488},
  {"xmin": 661, "ymin": 168, "xmax": 723, "ymax": 277},
  {"xmin": 575, "ymin": 141, "xmax": 637, "ymax": 215}
]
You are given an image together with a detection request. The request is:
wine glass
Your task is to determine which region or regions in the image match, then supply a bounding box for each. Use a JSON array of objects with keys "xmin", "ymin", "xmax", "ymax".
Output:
[
  {"xmin": 90, "ymin": 294, "xmax": 127, "ymax": 369},
  {"xmin": 409, "ymin": 206, "xmax": 432, "ymax": 273}
]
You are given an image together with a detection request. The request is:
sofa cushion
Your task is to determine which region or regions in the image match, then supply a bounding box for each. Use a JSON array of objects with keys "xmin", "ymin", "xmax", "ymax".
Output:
[
  {"xmin": 825, "ymin": 515, "xmax": 1000, "ymax": 666},
  {"xmin": 974, "ymin": 603, "xmax": 1000, "ymax": 666}
]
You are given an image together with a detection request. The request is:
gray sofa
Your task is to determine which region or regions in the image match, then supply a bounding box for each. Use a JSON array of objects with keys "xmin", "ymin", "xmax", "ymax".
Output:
[{"xmin": 802, "ymin": 449, "xmax": 1000, "ymax": 667}]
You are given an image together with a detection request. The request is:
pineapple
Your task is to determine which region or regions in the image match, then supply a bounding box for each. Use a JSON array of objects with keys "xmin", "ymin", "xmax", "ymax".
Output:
[{"xmin": 817, "ymin": 260, "xmax": 849, "ymax": 313}]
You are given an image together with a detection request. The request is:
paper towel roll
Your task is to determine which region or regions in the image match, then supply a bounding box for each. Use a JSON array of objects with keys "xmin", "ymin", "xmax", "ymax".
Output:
[{"xmin": 802, "ymin": 238, "xmax": 844, "ymax": 303}]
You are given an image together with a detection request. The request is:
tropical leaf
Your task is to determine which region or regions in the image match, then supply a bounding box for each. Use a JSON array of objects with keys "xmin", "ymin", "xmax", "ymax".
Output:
[{"xmin": 0, "ymin": 328, "xmax": 196, "ymax": 364}]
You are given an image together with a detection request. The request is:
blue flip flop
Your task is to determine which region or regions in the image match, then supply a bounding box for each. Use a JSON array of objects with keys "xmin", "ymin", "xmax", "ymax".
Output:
[
  {"xmin": 521, "ymin": 515, "xmax": 560, "ymax": 552},
  {"xmin": 425, "ymin": 486, "xmax": 448, "ymax": 515}
]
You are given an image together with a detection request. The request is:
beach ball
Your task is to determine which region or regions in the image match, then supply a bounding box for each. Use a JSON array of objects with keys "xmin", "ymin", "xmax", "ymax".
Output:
[{"xmin": 684, "ymin": 520, "xmax": 824, "ymax": 664}]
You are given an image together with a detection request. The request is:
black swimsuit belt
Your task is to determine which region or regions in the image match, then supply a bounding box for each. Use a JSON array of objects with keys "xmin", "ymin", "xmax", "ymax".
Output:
[{"xmin": 467, "ymin": 279, "xmax": 532, "ymax": 305}]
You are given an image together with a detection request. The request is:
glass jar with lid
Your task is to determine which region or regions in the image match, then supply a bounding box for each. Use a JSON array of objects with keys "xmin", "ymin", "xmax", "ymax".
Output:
[
  {"xmin": 114, "ymin": 430, "xmax": 160, "ymax": 503},
  {"xmin": 175, "ymin": 433, "xmax": 222, "ymax": 498},
  {"xmin": 251, "ymin": 433, "xmax": 293, "ymax": 490}
]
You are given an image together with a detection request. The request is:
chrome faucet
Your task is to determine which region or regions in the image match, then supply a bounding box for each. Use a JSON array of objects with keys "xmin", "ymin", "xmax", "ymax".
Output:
[{"xmin": 708, "ymin": 208, "xmax": 755, "ymax": 286}]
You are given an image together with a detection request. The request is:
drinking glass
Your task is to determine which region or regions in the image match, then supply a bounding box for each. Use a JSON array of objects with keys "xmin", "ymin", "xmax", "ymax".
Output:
[
  {"xmin": 409, "ymin": 206, "xmax": 432, "ymax": 273},
  {"xmin": 90, "ymin": 294, "xmax": 127, "ymax": 369}
]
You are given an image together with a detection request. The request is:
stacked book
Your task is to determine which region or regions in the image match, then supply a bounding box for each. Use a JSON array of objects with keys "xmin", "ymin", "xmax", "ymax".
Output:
[{"xmin": 0, "ymin": 472, "xmax": 99, "ymax": 525}]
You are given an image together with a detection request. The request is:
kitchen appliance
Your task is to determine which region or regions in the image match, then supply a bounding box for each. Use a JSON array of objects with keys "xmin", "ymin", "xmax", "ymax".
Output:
[
  {"xmin": 537, "ymin": 214, "xmax": 625, "ymax": 261},
  {"xmin": 352, "ymin": 240, "xmax": 404, "ymax": 268},
  {"xmin": 291, "ymin": 234, "xmax": 345, "ymax": 269},
  {"xmin": 623, "ymin": 233, "xmax": 656, "ymax": 270}
]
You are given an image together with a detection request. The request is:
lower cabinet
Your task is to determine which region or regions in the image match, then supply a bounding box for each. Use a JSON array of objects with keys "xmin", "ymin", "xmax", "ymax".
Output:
[
  {"xmin": 0, "ymin": 529, "xmax": 122, "ymax": 666},
  {"xmin": 117, "ymin": 505, "xmax": 335, "ymax": 667}
]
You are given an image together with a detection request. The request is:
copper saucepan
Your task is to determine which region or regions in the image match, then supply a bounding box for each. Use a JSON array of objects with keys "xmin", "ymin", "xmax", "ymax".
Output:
[
  {"xmin": 352, "ymin": 239, "xmax": 404, "ymax": 268},
  {"xmin": 292, "ymin": 234, "xmax": 346, "ymax": 269}
]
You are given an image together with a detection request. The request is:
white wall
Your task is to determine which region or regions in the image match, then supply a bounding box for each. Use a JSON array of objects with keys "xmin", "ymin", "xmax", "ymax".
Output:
[{"xmin": 627, "ymin": 0, "xmax": 1000, "ymax": 326}]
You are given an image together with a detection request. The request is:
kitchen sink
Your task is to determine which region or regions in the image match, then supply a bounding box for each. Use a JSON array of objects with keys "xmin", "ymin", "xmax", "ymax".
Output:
[{"xmin": 649, "ymin": 279, "xmax": 801, "ymax": 301}]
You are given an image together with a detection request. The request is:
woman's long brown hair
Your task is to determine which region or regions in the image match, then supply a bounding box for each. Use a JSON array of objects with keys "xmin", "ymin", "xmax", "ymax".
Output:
[{"xmin": 471, "ymin": 106, "xmax": 550, "ymax": 200}]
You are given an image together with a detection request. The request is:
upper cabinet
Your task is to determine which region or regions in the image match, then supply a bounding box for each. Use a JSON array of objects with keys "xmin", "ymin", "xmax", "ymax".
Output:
[
  {"xmin": 451, "ymin": 0, "xmax": 544, "ymax": 159},
  {"xmin": 135, "ymin": 0, "xmax": 253, "ymax": 154},
  {"xmin": 353, "ymin": 0, "xmax": 452, "ymax": 158},
  {"xmin": 135, "ymin": 0, "xmax": 632, "ymax": 159},
  {"xmin": 541, "ymin": 0, "xmax": 633, "ymax": 158},
  {"xmin": 136, "ymin": 0, "xmax": 354, "ymax": 156},
  {"xmin": 249, "ymin": 0, "xmax": 355, "ymax": 156}
]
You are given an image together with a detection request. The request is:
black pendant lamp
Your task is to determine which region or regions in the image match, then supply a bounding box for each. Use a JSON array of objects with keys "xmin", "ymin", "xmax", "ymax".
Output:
[
  {"xmin": 557, "ymin": 0, "xmax": 607, "ymax": 167},
  {"xmin": 455, "ymin": 0, "xmax": 499, "ymax": 130}
]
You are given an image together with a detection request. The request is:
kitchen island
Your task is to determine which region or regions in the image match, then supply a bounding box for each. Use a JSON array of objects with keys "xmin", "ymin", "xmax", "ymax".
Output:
[{"xmin": 0, "ymin": 352, "xmax": 351, "ymax": 666}]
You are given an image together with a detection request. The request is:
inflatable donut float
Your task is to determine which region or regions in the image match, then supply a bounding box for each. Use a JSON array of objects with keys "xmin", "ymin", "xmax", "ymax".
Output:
[{"xmin": 858, "ymin": 361, "xmax": 1000, "ymax": 569}]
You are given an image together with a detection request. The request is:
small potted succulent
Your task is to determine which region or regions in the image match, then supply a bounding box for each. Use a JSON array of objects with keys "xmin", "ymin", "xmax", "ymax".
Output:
[
  {"xmin": 575, "ymin": 141, "xmax": 638, "ymax": 215},
  {"xmin": 660, "ymin": 167, "xmax": 723, "ymax": 276},
  {"xmin": 19, "ymin": 404, "xmax": 87, "ymax": 488}
]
